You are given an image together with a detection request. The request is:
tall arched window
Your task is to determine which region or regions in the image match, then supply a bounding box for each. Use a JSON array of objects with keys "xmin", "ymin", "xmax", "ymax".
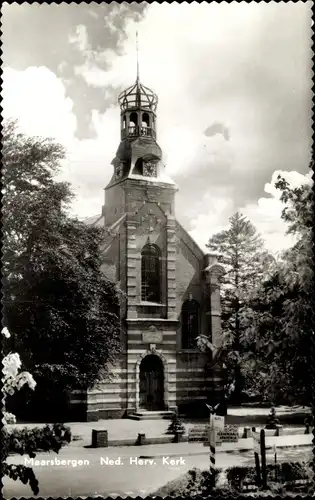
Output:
[
  {"xmin": 181, "ymin": 299, "xmax": 200, "ymax": 349},
  {"xmin": 141, "ymin": 244, "xmax": 161, "ymax": 302}
]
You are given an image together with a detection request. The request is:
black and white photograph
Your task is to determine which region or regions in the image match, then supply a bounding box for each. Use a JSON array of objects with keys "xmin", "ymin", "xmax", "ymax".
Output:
[{"xmin": 1, "ymin": 1, "xmax": 314, "ymax": 498}]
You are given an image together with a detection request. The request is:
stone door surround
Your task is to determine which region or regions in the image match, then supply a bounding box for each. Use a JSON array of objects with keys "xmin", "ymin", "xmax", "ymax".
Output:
[{"xmin": 135, "ymin": 347, "xmax": 169, "ymax": 411}]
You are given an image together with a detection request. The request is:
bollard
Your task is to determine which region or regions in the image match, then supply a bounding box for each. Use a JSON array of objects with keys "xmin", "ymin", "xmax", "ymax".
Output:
[
  {"xmin": 244, "ymin": 426, "xmax": 251, "ymax": 439},
  {"xmin": 174, "ymin": 431, "xmax": 182, "ymax": 443},
  {"xmin": 92, "ymin": 429, "xmax": 108, "ymax": 448},
  {"xmin": 137, "ymin": 433, "xmax": 146, "ymax": 445},
  {"xmin": 275, "ymin": 424, "xmax": 283, "ymax": 436}
]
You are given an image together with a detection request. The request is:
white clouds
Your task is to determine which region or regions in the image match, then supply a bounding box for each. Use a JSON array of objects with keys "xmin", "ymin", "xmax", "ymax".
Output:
[
  {"xmin": 2, "ymin": 67, "xmax": 77, "ymax": 144},
  {"xmin": 190, "ymin": 170, "xmax": 312, "ymax": 255},
  {"xmin": 2, "ymin": 3, "xmax": 312, "ymax": 254}
]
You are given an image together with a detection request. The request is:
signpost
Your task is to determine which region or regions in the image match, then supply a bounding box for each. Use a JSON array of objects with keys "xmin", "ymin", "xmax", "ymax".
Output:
[
  {"xmin": 213, "ymin": 415, "xmax": 225, "ymax": 431},
  {"xmin": 206, "ymin": 403, "xmax": 220, "ymax": 487}
]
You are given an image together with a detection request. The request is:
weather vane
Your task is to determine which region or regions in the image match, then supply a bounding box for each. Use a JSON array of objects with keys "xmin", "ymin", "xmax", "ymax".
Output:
[{"xmin": 136, "ymin": 30, "xmax": 140, "ymax": 82}]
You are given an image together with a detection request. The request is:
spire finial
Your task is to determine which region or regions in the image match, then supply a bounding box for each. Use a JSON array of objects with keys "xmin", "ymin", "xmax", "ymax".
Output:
[{"xmin": 136, "ymin": 30, "xmax": 140, "ymax": 83}]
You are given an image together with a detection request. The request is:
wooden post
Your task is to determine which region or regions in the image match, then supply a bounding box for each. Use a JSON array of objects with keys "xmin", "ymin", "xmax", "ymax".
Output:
[
  {"xmin": 254, "ymin": 452, "xmax": 261, "ymax": 486},
  {"xmin": 260, "ymin": 429, "xmax": 267, "ymax": 489},
  {"xmin": 274, "ymin": 445, "xmax": 278, "ymax": 482},
  {"xmin": 252, "ymin": 430, "xmax": 261, "ymax": 486}
]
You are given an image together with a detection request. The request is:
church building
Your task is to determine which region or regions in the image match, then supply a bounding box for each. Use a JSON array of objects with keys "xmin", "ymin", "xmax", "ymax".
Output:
[{"xmin": 72, "ymin": 70, "xmax": 225, "ymax": 421}]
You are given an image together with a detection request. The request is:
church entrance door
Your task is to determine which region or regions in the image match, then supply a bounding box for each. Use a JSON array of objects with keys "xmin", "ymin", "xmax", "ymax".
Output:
[{"xmin": 139, "ymin": 355, "xmax": 164, "ymax": 410}]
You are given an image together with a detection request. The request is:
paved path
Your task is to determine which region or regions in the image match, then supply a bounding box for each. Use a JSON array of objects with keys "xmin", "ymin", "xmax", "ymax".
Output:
[
  {"xmin": 8, "ymin": 417, "xmax": 311, "ymax": 447},
  {"xmin": 143, "ymin": 433, "xmax": 313, "ymax": 457},
  {"xmin": 3, "ymin": 437, "xmax": 312, "ymax": 498},
  {"xmin": 228, "ymin": 405, "xmax": 311, "ymax": 416}
]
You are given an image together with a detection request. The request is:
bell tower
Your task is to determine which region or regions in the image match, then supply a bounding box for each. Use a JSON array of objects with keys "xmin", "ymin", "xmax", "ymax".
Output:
[
  {"xmin": 109, "ymin": 32, "xmax": 163, "ymax": 182},
  {"xmin": 103, "ymin": 40, "xmax": 176, "ymax": 228},
  {"xmin": 108, "ymin": 76, "xmax": 163, "ymax": 184},
  {"xmin": 117, "ymin": 77, "xmax": 160, "ymax": 178}
]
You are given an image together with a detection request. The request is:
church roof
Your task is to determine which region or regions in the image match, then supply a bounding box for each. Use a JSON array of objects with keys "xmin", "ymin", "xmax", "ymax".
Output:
[
  {"xmin": 176, "ymin": 220, "xmax": 205, "ymax": 260},
  {"xmin": 82, "ymin": 214, "xmax": 104, "ymax": 227},
  {"xmin": 83, "ymin": 214, "xmax": 205, "ymax": 260}
]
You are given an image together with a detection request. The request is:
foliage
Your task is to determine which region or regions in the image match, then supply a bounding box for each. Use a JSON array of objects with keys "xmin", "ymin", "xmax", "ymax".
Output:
[
  {"xmin": 196, "ymin": 333, "xmax": 234, "ymax": 405},
  {"xmin": 1, "ymin": 327, "xmax": 72, "ymax": 494},
  {"xmin": 166, "ymin": 412, "xmax": 186, "ymax": 435},
  {"xmin": 226, "ymin": 465, "xmax": 254, "ymax": 491},
  {"xmin": 2, "ymin": 120, "xmax": 122, "ymax": 417},
  {"xmin": 206, "ymin": 212, "xmax": 274, "ymax": 401},
  {"xmin": 2, "ymin": 424, "xmax": 72, "ymax": 495},
  {"xmin": 2, "ymin": 423, "xmax": 72, "ymax": 461},
  {"xmin": 226, "ymin": 462, "xmax": 312, "ymax": 492},
  {"xmin": 204, "ymin": 171, "xmax": 313, "ymax": 406},
  {"xmin": 153, "ymin": 462, "xmax": 313, "ymax": 497},
  {"xmin": 2, "ymin": 462, "xmax": 40, "ymax": 496},
  {"xmin": 152, "ymin": 467, "xmax": 220, "ymax": 497},
  {"xmin": 2, "ymin": 327, "xmax": 36, "ymax": 424},
  {"xmin": 240, "ymin": 173, "xmax": 314, "ymax": 405}
]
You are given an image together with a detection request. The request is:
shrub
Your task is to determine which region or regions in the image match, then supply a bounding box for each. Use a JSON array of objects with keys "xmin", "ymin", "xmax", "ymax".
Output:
[
  {"xmin": 2, "ymin": 424, "xmax": 72, "ymax": 494},
  {"xmin": 226, "ymin": 465, "xmax": 256, "ymax": 491},
  {"xmin": 153, "ymin": 468, "xmax": 220, "ymax": 497},
  {"xmin": 265, "ymin": 405, "xmax": 280, "ymax": 429},
  {"xmin": 166, "ymin": 412, "xmax": 186, "ymax": 435}
]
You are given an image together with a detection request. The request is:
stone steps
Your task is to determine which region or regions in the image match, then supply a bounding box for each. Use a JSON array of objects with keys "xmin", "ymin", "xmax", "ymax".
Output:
[{"xmin": 128, "ymin": 410, "xmax": 175, "ymax": 420}]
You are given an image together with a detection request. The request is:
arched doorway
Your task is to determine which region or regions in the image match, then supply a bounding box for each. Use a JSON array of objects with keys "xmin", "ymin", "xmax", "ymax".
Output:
[{"xmin": 139, "ymin": 355, "xmax": 164, "ymax": 410}]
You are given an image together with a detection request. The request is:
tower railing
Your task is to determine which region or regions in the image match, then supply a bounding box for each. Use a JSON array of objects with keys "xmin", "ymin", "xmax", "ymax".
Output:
[{"xmin": 121, "ymin": 126, "xmax": 156, "ymax": 140}]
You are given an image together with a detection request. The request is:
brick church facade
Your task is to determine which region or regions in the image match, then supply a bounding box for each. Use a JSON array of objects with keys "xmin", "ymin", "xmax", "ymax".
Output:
[{"xmin": 71, "ymin": 73, "xmax": 225, "ymax": 421}]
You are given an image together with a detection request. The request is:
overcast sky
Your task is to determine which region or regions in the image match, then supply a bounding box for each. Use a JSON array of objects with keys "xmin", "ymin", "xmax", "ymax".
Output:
[{"xmin": 2, "ymin": 2, "xmax": 313, "ymax": 255}]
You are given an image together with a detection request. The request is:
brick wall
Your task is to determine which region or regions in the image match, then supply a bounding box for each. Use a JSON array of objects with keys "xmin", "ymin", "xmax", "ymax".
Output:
[{"xmin": 82, "ymin": 173, "xmax": 224, "ymax": 420}]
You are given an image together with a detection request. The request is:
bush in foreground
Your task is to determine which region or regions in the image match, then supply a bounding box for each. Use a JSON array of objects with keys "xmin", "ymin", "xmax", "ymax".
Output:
[
  {"xmin": 2, "ymin": 326, "xmax": 72, "ymax": 494},
  {"xmin": 2, "ymin": 423, "xmax": 72, "ymax": 495},
  {"xmin": 152, "ymin": 462, "xmax": 314, "ymax": 497}
]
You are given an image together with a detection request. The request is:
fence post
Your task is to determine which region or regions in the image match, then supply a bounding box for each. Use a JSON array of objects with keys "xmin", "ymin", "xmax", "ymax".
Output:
[
  {"xmin": 260, "ymin": 429, "xmax": 267, "ymax": 489},
  {"xmin": 254, "ymin": 452, "xmax": 261, "ymax": 486}
]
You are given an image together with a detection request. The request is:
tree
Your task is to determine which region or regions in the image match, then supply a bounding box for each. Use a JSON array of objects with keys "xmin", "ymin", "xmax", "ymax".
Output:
[
  {"xmin": 206, "ymin": 212, "xmax": 274, "ymax": 402},
  {"xmin": 239, "ymin": 172, "xmax": 314, "ymax": 405},
  {"xmin": 274, "ymin": 173, "xmax": 314, "ymax": 404},
  {"xmin": 2, "ymin": 120, "xmax": 122, "ymax": 420}
]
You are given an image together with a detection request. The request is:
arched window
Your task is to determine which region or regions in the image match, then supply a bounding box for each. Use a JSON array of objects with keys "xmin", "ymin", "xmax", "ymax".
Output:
[
  {"xmin": 181, "ymin": 299, "xmax": 200, "ymax": 349},
  {"xmin": 130, "ymin": 112, "xmax": 138, "ymax": 126},
  {"xmin": 142, "ymin": 112, "xmax": 150, "ymax": 127},
  {"xmin": 141, "ymin": 244, "xmax": 161, "ymax": 302},
  {"xmin": 129, "ymin": 112, "xmax": 138, "ymax": 136}
]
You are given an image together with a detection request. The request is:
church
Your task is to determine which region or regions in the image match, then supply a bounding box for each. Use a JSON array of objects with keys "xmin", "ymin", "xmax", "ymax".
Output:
[{"xmin": 71, "ymin": 70, "xmax": 225, "ymax": 421}]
